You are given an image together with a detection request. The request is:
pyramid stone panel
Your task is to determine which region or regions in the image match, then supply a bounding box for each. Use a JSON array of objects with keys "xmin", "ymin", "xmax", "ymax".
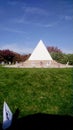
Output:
[{"xmin": 28, "ymin": 40, "xmax": 53, "ymax": 61}]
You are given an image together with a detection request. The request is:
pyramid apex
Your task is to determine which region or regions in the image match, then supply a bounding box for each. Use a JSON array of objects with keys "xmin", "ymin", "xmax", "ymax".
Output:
[
  {"xmin": 38, "ymin": 40, "xmax": 44, "ymax": 44},
  {"xmin": 39, "ymin": 39, "xmax": 43, "ymax": 42},
  {"xmin": 28, "ymin": 40, "xmax": 53, "ymax": 61}
]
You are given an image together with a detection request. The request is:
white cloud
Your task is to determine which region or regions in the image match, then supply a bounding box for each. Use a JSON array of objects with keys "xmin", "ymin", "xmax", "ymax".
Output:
[
  {"xmin": 64, "ymin": 15, "xmax": 73, "ymax": 20},
  {"xmin": 12, "ymin": 17, "xmax": 30, "ymax": 24},
  {"xmin": 12, "ymin": 16, "xmax": 58, "ymax": 28},
  {"xmin": 59, "ymin": 15, "xmax": 73, "ymax": 21},
  {"xmin": 0, "ymin": 43, "xmax": 33, "ymax": 54},
  {"xmin": 23, "ymin": 6, "xmax": 48, "ymax": 16},
  {"xmin": 62, "ymin": 48, "xmax": 73, "ymax": 54},
  {"xmin": 2, "ymin": 27, "xmax": 26, "ymax": 34},
  {"xmin": 33, "ymin": 22, "xmax": 53, "ymax": 28}
]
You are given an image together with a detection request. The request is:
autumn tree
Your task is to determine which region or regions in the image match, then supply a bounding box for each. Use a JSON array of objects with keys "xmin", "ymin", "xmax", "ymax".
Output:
[
  {"xmin": 0, "ymin": 50, "xmax": 4, "ymax": 63},
  {"xmin": 47, "ymin": 46, "xmax": 63, "ymax": 63},
  {"xmin": 47, "ymin": 46, "xmax": 73, "ymax": 65},
  {"xmin": 47, "ymin": 46, "xmax": 62, "ymax": 53},
  {"xmin": 21, "ymin": 54, "xmax": 30, "ymax": 62},
  {"xmin": 0, "ymin": 50, "xmax": 15, "ymax": 63}
]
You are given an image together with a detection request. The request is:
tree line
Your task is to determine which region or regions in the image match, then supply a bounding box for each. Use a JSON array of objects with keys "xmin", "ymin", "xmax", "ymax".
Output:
[
  {"xmin": 0, "ymin": 50, "xmax": 30, "ymax": 64},
  {"xmin": 0, "ymin": 46, "xmax": 73, "ymax": 65},
  {"xmin": 47, "ymin": 46, "xmax": 73, "ymax": 65}
]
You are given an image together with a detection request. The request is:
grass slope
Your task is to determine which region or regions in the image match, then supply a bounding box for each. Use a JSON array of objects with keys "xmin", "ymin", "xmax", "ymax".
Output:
[{"xmin": 0, "ymin": 67, "xmax": 73, "ymax": 122}]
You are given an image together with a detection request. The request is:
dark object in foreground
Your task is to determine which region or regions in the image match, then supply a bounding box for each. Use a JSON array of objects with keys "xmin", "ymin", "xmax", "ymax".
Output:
[
  {"xmin": 0, "ymin": 109, "xmax": 73, "ymax": 130},
  {"xmin": 9, "ymin": 111, "xmax": 73, "ymax": 130}
]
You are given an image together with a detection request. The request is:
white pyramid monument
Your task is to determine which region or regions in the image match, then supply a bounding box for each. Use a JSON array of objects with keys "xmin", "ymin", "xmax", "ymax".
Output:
[
  {"xmin": 28, "ymin": 40, "xmax": 53, "ymax": 61},
  {"xmin": 8, "ymin": 40, "xmax": 69, "ymax": 68}
]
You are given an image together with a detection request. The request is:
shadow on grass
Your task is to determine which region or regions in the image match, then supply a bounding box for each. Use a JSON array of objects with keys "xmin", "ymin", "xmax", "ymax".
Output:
[{"xmin": 0, "ymin": 108, "xmax": 73, "ymax": 130}]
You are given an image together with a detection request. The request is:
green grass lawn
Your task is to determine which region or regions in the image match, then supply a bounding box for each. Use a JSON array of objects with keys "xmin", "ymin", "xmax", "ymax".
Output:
[{"xmin": 0, "ymin": 67, "xmax": 73, "ymax": 122}]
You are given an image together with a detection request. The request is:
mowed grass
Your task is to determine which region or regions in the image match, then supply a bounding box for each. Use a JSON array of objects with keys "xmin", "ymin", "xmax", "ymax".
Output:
[{"xmin": 0, "ymin": 67, "xmax": 73, "ymax": 122}]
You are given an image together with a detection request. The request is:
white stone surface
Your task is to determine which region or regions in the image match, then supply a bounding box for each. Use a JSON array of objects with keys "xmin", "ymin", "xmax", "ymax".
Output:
[{"xmin": 28, "ymin": 40, "xmax": 53, "ymax": 60}]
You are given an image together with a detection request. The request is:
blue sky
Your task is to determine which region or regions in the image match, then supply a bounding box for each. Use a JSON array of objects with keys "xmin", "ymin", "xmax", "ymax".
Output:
[{"xmin": 0, "ymin": 0, "xmax": 73, "ymax": 54}]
